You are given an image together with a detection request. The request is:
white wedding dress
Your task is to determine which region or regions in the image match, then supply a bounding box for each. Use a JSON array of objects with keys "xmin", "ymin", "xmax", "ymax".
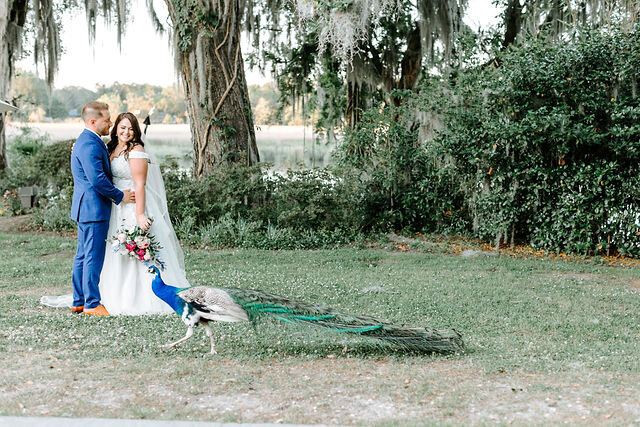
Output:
[
  {"xmin": 99, "ymin": 150, "xmax": 189, "ymax": 315},
  {"xmin": 41, "ymin": 150, "xmax": 189, "ymax": 315}
]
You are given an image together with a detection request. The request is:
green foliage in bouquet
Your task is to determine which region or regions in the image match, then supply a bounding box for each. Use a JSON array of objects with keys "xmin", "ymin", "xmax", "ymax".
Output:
[{"xmin": 111, "ymin": 221, "xmax": 164, "ymax": 268}]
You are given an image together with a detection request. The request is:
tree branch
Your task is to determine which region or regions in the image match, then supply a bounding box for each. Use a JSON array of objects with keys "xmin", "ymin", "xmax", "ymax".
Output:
[
  {"xmin": 213, "ymin": 40, "xmax": 241, "ymax": 118},
  {"xmin": 399, "ymin": 24, "xmax": 422, "ymax": 91}
]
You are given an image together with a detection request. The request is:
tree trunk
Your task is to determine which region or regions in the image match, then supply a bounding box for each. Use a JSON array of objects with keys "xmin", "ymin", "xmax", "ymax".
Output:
[
  {"xmin": 392, "ymin": 24, "xmax": 422, "ymax": 108},
  {"xmin": 165, "ymin": 0, "xmax": 259, "ymax": 178},
  {"xmin": 346, "ymin": 78, "xmax": 363, "ymax": 128},
  {"xmin": 502, "ymin": 0, "xmax": 522, "ymax": 49},
  {"xmin": 0, "ymin": 118, "xmax": 6, "ymax": 171},
  {"xmin": 0, "ymin": 0, "xmax": 27, "ymax": 170},
  {"xmin": 398, "ymin": 25, "xmax": 422, "ymax": 91}
]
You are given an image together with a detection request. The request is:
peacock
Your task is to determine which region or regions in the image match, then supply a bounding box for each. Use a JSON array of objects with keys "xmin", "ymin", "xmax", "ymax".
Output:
[{"xmin": 148, "ymin": 265, "xmax": 464, "ymax": 355}]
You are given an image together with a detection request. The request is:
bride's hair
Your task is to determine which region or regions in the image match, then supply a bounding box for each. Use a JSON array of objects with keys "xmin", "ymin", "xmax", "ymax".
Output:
[{"xmin": 108, "ymin": 112, "xmax": 145, "ymax": 158}]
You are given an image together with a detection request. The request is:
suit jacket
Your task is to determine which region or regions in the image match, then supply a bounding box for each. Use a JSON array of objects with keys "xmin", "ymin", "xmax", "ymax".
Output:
[{"xmin": 70, "ymin": 129, "xmax": 124, "ymax": 222}]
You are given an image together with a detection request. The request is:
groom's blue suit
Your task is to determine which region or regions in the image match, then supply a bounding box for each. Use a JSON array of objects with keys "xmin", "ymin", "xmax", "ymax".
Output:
[{"xmin": 70, "ymin": 129, "xmax": 124, "ymax": 309}]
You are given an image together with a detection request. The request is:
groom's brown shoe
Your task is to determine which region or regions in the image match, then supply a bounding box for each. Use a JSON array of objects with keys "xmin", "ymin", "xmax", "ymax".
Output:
[
  {"xmin": 71, "ymin": 305, "xmax": 84, "ymax": 313},
  {"xmin": 83, "ymin": 305, "xmax": 110, "ymax": 316}
]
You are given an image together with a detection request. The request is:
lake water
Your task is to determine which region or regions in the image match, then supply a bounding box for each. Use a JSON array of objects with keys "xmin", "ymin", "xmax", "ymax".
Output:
[{"xmin": 7, "ymin": 123, "xmax": 335, "ymax": 170}]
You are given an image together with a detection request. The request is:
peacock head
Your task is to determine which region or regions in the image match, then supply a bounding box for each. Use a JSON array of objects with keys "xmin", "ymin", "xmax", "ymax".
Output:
[{"xmin": 147, "ymin": 265, "xmax": 161, "ymax": 276}]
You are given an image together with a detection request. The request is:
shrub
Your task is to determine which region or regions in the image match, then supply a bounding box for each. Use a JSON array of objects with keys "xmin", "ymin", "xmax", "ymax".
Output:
[
  {"xmin": 334, "ymin": 27, "xmax": 640, "ymax": 255},
  {"xmin": 31, "ymin": 140, "xmax": 74, "ymax": 190},
  {"xmin": 334, "ymin": 93, "xmax": 470, "ymax": 234},
  {"xmin": 431, "ymin": 28, "xmax": 640, "ymax": 255},
  {"xmin": 31, "ymin": 185, "xmax": 75, "ymax": 231},
  {"xmin": 3, "ymin": 128, "xmax": 366, "ymax": 247},
  {"xmin": 164, "ymin": 164, "xmax": 362, "ymax": 239},
  {"xmin": 423, "ymin": 28, "xmax": 640, "ymax": 255},
  {"xmin": 11, "ymin": 129, "xmax": 45, "ymax": 156},
  {"xmin": 1, "ymin": 137, "xmax": 73, "ymax": 192},
  {"xmin": 162, "ymin": 164, "xmax": 269, "ymax": 227},
  {"xmin": 1, "ymin": 130, "xmax": 74, "ymax": 227},
  {"xmin": 0, "ymin": 190, "xmax": 22, "ymax": 216},
  {"xmin": 268, "ymin": 168, "xmax": 356, "ymax": 231}
]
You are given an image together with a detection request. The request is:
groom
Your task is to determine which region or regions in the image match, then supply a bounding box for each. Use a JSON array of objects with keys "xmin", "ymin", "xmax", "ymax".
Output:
[{"xmin": 70, "ymin": 101, "xmax": 135, "ymax": 316}]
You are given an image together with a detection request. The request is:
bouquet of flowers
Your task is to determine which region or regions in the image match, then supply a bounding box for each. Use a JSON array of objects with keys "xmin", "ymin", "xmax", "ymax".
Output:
[{"xmin": 111, "ymin": 220, "xmax": 164, "ymax": 269}]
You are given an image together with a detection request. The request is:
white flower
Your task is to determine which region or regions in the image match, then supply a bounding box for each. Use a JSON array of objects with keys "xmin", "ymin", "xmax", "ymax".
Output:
[
  {"xmin": 117, "ymin": 233, "xmax": 126, "ymax": 243},
  {"xmin": 135, "ymin": 235, "xmax": 151, "ymax": 249},
  {"xmin": 143, "ymin": 252, "xmax": 151, "ymax": 261}
]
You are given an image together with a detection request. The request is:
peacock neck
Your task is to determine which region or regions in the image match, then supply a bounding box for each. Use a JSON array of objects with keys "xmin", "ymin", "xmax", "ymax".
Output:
[{"xmin": 151, "ymin": 273, "xmax": 185, "ymax": 315}]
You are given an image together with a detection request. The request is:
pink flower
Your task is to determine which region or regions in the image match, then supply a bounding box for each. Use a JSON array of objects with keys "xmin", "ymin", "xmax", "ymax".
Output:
[
  {"xmin": 138, "ymin": 255, "xmax": 145, "ymax": 260},
  {"xmin": 117, "ymin": 233, "xmax": 126, "ymax": 243},
  {"xmin": 136, "ymin": 249, "xmax": 145, "ymax": 256},
  {"xmin": 125, "ymin": 243, "xmax": 136, "ymax": 252}
]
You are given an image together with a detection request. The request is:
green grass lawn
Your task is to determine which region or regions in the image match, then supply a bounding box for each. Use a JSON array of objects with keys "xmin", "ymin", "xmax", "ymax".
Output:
[{"xmin": 1, "ymin": 231, "xmax": 640, "ymax": 424}]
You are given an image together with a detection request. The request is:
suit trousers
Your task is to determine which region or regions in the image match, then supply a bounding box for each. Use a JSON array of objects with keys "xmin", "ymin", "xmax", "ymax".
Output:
[{"xmin": 72, "ymin": 220, "xmax": 109, "ymax": 309}]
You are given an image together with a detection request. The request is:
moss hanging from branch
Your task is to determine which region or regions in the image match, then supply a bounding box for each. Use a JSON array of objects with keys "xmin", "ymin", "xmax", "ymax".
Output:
[
  {"xmin": 296, "ymin": 0, "xmax": 399, "ymax": 65},
  {"xmin": 511, "ymin": 0, "xmax": 640, "ymax": 42},
  {"xmin": 32, "ymin": 0, "xmax": 61, "ymax": 87},
  {"xmin": 84, "ymin": 0, "xmax": 128, "ymax": 47}
]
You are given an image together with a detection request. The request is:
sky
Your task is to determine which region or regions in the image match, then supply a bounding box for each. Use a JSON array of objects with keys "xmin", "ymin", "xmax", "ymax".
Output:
[{"xmin": 17, "ymin": 0, "xmax": 501, "ymax": 90}]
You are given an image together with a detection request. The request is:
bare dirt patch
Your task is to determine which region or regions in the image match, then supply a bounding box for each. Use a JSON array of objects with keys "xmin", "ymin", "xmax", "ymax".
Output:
[
  {"xmin": 0, "ymin": 214, "xmax": 76, "ymax": 237},
  {"xmin": 541, "ymin": 271, "xmax": 640, "ymax": 292},
  {"xmin": 2, "ymin": 352, "xmax": 640, "ymax": 424},
  {"xmin": 548, "ymin": 272, "xmax": 605, "ymax": 282},
  {"xmin": 0, "ymin": 215, "xmax": 33, "ymax": 233}
]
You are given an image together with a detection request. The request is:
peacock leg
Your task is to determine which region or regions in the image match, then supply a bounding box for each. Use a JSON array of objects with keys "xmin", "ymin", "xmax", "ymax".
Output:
[
  {"xmin": 203, "ymin": 323, "xmax": 217, "ymax": 355},
  {"xmin": 164, "ymin": 326, "xmax": 194, "ymax": 349}
]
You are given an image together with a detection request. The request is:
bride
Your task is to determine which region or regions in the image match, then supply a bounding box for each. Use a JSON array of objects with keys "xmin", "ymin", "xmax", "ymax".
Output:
[
  {"xmin": 41, "ymin": 112, "xmax": 189, "ymax": 315},
  {"xmin": 99, "ymin": 112, "xmax": 189, "ymax": 315}
]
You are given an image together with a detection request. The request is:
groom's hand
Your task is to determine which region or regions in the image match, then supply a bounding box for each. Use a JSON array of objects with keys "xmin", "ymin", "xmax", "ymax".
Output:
[{"xmin": 122, "ymin": 189, "xmax": 136, "ymax": 204}]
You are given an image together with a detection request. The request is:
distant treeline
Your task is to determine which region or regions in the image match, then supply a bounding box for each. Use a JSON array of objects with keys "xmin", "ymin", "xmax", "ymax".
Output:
[{"xmin": 8, "ymin": 70, "xmax": 303, "ymax": 125}]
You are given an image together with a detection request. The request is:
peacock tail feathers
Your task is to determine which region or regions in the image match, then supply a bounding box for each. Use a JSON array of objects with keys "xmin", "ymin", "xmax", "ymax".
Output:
[
  {"xmin": 178, "ymin": 287, "xmax": 249, "ymax": 323},
  {"xmin": 221, "ymin": 288, "xmax": 464, "ymax": 354},
  {"xmin": 151, "ymin": 265, "xmax": 463, "ymax": 354}
]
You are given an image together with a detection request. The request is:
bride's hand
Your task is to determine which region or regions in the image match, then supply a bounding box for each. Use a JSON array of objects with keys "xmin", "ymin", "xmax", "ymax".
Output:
[{"xmin": 137, "ymin": 214, "xmax": 151, "ymax": 231}]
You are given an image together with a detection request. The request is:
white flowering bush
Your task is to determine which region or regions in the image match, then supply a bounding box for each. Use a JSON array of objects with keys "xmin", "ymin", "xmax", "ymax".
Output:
[{"xmin": 607, "ymin": 206, "xmax": 640, "ymax": 257}]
